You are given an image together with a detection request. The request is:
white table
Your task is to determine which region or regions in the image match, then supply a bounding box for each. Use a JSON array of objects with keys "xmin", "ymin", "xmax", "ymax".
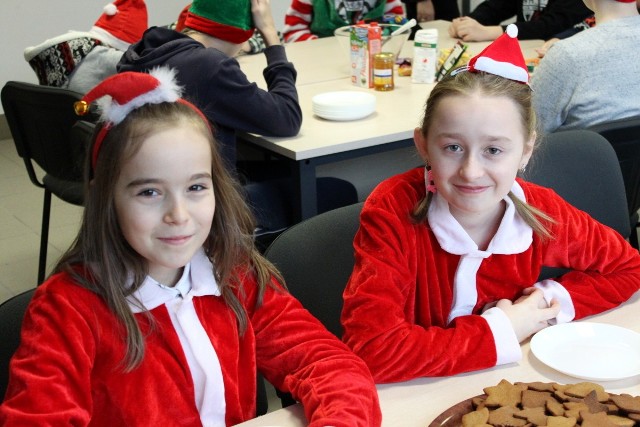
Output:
[
  {"xmin": 237, "ymin": 21, "xmax": 543, "ymax": 220},
  {"xmin": 235, "ymin": 291, "xmax": 640, "ymax": 426}
]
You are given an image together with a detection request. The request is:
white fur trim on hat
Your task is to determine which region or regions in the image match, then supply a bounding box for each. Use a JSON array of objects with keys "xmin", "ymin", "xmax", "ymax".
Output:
[
  {"xmin": 95, "ymin": 67, "xmax": 183, "ymax": 125},
  {"xmin": 471, "ymin": 57, "xmax": 529, "ymax": 83}
]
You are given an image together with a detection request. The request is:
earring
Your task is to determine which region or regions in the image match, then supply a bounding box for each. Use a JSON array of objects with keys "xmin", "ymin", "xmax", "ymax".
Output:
[
  {"xmin": 424, "ymin": 164, "xmax": 437, "ymax": 194},
  {"xmin": 520, "ymin": 164, "xmax": 527, "ymax": 174}
]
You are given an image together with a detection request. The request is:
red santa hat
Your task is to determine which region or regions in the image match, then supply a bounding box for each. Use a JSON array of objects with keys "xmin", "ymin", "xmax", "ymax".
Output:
[
  {"xmin": 74, "ymin": 68, "xmax": 208, "ymax": 169},
  {"xmin": 467, "ymin": 24, "xmax": 529, "ymax": 84},
  {"xmin": 90, "ymin": 0, "xmax": 148, "ymax": 51}
]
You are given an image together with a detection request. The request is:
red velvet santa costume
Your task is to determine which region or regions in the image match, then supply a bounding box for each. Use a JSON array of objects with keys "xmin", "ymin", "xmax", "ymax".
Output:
[
  {"xmin": 341, "ymin": 26, "xmax": 640, "ymax": 384},
  {"xmin": 0, "ymin": 69, "xmax": 381, "ymax": 426}
]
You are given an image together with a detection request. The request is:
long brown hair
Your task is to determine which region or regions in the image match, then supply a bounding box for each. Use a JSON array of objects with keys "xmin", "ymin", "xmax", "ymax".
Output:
[
  {"xmin": 411, "ymin": 71, "xmax": 554, "ymax": 239},
  {"xmin": 55, "ymin": 102, "xmax": 283, "ymax": 370}
]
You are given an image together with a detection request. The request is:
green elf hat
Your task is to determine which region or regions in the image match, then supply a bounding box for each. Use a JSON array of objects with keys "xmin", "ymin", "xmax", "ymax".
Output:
[{"xmin": 184, "ymin": 0, "xmax": 254, "ymax": 43}]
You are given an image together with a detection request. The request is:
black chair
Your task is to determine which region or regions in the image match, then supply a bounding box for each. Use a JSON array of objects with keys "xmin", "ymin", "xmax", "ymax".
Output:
[
  {"xmin": 589, "ymin": 116, "xmax": 640, "ymax": 249},
  {"xmin": 1, "ymin": 82, "xmax": 92, "ymax": 285},
  {"xmin": 526, "ymin": 129, "xmax": 631, "ymax": 279},
  {"xmin": 0, "ymin": 289, "xmax": 35, "ymax": 402},
  {"xmin": 0, "ymin": 288, "xmax": 269, "ymax": 415},
  {"xmin": 263, "ymin": 201, "xmax": 363, "ymax": 407},
  {"xmin": 264, "ymin": 202, "xmax": 364, "ymax": 338}
]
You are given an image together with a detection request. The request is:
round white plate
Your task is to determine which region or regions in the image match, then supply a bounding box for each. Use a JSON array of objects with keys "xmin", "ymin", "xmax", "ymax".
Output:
[
  {"xmin": 530, "ymin": 322, "xmax": 640, "ymax": 381},
  {"xmin": 312, "ymin": 91, "xmax": 376, "ymax": 121}
]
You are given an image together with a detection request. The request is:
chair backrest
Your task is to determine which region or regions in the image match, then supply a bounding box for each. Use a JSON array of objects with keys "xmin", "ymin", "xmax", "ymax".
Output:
[
  {"xmin": 589, "ymin": 116, "xmax": 640, "ymax": 220},
  {"xmin": 0, "ymin": 289, "xmax": 35, "ymax": 402},
  {"xmin": 526, "ymin": 130, "xmax": 631, "ymax": 280},
  {"xmin": 1, "ymin": 81, "xmax": 90, "ymax": 187},
  {"xmin": 264, "ymin": 202, "xmax": 364, "ymax": 338}
]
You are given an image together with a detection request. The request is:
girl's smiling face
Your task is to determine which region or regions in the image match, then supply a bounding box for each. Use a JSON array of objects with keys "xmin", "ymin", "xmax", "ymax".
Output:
[
  {"xmin": 114, "ymin": 124, "xmax": 215, "ymax": 286},
  {"xmin": 414, "ymin": 93, "xmax": 535, "ymax": 227}
]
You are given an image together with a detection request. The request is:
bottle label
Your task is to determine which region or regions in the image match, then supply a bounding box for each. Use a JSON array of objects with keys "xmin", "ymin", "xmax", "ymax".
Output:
[{"xmin": 373, "ymin": 69, "xmax": 393, "ymax": 77}]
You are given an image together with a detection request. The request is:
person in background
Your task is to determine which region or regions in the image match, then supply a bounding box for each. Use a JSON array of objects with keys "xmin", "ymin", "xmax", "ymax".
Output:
[
  {"xmin": 171, "ymin": 3, "xmax": 283, "ymax": 55},
  {"xmin": 118, "ymin": 0, "xmax": 300, "ymax": 168},
  {"xmin": 0, "ymin": 68, "xmax": 382, "ymax": 426},
  {"xmin": 283, "ymin": 0, "xmax": 405, "ymax": 42},
  {"xmin": 534, "ymin": 14, "xmax": 595, "ymax": 57},
  {"xmin": 536, "ymin": 0, "xmax": 639, "ymax": 56},
  {"xmin": 531, "ymin": 0, "xmax": 640, "ymax": 133},
  {"xmin": 341, "ymin": 25, "xmax": 640, "ymax": 383},
  {"xmin": 402, "ymin": 0, "xmax": 460, "ymax": 23},
  {"xmin": 118, "ymin": 0, "xmax": 358, "ymax": 242},
  {"xmin": 24, "ymin": 0, "xmax": 148, "ymax": 94},
  {"xmin": 448, "ymin": 0, "xmax": 592, "ymax": 41}
]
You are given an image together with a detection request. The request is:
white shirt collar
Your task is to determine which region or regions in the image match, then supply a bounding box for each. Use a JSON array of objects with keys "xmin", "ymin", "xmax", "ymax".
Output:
[
  {"xmin": 127, "ymin": 248, "xmax": 221, "ymax": 313},
  {"xmin": 427, "ymin": 181, "xmax": 533, "ymax": 256}
]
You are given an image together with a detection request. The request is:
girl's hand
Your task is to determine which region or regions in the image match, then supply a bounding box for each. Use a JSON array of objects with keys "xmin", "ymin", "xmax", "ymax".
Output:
[
  {"xmin": 251, "ymin": 0, "xmax": 280, "ymax": 47},
  {"xmin": 496, "ymin": 289, "xmax": 561, "ymax": 342},
  {"xmin": 449, "ymin": 17, "xmax": 502, "ymax": 42}
]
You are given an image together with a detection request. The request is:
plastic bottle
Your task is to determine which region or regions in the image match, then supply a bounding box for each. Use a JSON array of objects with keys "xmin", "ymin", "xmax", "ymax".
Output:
[{"xmin": 412, "ymin": 28, "xmax": 438, "ymax": 84}]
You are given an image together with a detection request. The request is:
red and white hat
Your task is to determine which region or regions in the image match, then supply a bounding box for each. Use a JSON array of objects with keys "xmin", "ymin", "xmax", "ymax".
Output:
[
  {"xmin": 74, "ymin": 68, "xmax": 208, "ymax": 168},
  {"xmin": 468, "ymin": 24, "xmax": 529, "ymax": 84},
  {"xmin": 90, "ymin": 0, "xmax": 148, "ymax": 51}
]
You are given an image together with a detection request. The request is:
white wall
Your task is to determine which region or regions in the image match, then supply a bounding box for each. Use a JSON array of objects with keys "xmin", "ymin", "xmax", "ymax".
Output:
[{"xmin": 0, "ymin": 0, "xmax": 292, "ymax": 115}]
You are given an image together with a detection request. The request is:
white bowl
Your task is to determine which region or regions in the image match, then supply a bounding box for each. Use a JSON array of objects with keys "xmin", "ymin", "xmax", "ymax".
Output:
[{"xmin": 312, "ymin": 91, "xmax": 376, "ymax": 121}]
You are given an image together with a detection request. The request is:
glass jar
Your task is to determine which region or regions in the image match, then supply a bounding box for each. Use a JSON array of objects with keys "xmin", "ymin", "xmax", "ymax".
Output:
[{"xmin": 373, "ymin": 52, "xmax": 394, "ymax": 91}]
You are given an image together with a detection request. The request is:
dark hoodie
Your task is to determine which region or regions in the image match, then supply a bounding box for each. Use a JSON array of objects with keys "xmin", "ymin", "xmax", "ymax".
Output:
[{"xmin": 117, "ymin": 26, "xmax": 302, "ymax": 168}]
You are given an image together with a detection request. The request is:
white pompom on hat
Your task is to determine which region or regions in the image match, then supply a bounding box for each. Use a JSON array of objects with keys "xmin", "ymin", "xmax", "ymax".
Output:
[
  {"xmin": 74, "ymin": 68, "xmax": 208, "ymax": 169},
  {"xmin": 90, "ymin": 0, "xmax": 148, "ymax": 51},
  {"xmin": 467, "ymin": 24, "xmax": 529, "ymax": 84}
]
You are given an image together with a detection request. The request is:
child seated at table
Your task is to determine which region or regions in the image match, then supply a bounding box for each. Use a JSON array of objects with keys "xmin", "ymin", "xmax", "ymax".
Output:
[
  {"xmin": 448, "ymin": 0, "xmax": 592, "ymax": 41},
  {"xmin": 531, "ymin": 0, "xmax": 640, "ymax": 133},
  {"xmin": 341, "ymin": 25, "xmax": 640, "ymax": 383},
  {"xmin": 24, "ymin": 0, "xmax": 148, "ymax": 94},
  {"xmin": 283, "ymin": 0, "xmax": 405, "ymax": 42},
  {"xmin": 0, "ymin": 69, "xmax": 382, "ymax": 426}
]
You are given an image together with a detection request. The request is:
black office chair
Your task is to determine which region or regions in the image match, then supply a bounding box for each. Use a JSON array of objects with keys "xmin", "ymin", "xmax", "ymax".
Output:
[
  {"xmin": 0, "ymin": 288, "xmax": 35, "ymax": 402},
  {"xmin": 0, "ymin": 288, "xmax": 269, "ymax": 415},
  {"xmin": 526, "ymin": 129, "xmax": 631, "ymax": 279},
  {"xmin": 1, "ymin": 82, "xmax": 93, "ymax": 285},
  {"xmin": 589, "ymin": 116, "xmax": 640, "ymax": 249},
  {"xmin": 263, "ymin": 201, "xmax": 363, "ymax": 407},
  {"xmin": 264, "ymin": 202, "xmax": 364, "ymax": 339}
]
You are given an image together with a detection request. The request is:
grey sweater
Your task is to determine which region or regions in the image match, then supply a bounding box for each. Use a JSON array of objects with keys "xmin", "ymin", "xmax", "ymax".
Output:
[{"xmin": 531, "ymin": 14, "xmax": 640, "ymax": 134}]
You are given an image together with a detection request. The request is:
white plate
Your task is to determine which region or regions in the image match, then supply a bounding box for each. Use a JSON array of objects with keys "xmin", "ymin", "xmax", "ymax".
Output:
[
  {"xmin": 530, "ymin": 322, "xmax": 640, "ymax": 381},
  {"xmin": 312, "ymin": 91, "xmax": 376, "ymax": 121}
]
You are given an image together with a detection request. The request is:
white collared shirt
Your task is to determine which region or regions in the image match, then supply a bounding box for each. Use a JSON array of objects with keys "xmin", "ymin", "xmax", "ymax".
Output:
[{"xmin": 126, "ymin": 249, "xmax": 226, "ymax": 427}]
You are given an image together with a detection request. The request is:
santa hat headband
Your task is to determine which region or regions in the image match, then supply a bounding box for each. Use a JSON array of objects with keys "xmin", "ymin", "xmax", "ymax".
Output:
[
  {"xmin": 74, "ymin": 68, "xmax": 209, "ymax": 169},
  {"xmin": 90, "ymin": 0, "xmax": 148, "ymax": 51},
  {"xmin": 466, "ymin": 24, "xmax": 529, "ymax": 84},
  {"xmin": 184, "ymin": 0, "xmax": 254, "ymax": 43}
]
